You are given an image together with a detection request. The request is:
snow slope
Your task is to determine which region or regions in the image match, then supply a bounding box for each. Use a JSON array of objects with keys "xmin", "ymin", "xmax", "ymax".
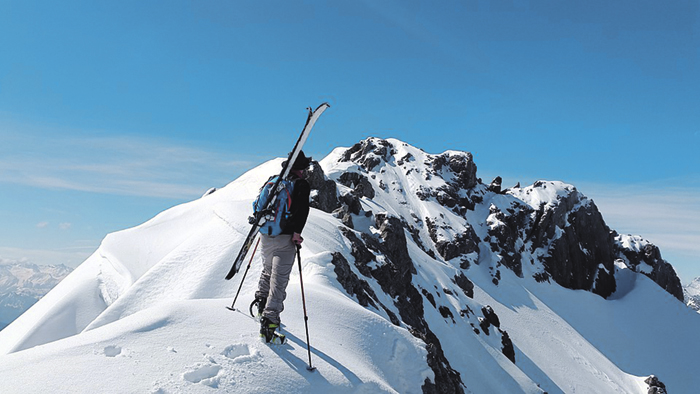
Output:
[
  {"xmin": 0, "ymin": 159, "xmax": 432, "ymax": 393},
  {"xmin": 1, "ymin": 138, "xmax": 698, "ymax": 393}
]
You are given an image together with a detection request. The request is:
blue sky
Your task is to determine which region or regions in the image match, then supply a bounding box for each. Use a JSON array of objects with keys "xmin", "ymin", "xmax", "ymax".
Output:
[{"xmin": 1, "ymin": 1, "xmax": 698, "ymax": 284}]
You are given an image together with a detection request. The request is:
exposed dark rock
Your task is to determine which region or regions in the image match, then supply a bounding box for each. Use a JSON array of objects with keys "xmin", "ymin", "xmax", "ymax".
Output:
[
  {"xmin": 370, "ymin": 214, "xmax": 416, "ymax": 295},
  {"xmin": 418, "ymin": 151, "xmax": 480, "ymax": 216},
  {"xmin": 338, "ymin": 192, "xmax": 362, "ymax": 215},
  {"xmin": 453, "ymin": 273, "xmax": 474, "ymax": 299},
  {"xmin": 422, "ymin": 288, "xmax": 437, "ymax": 308},
  {"xmin": 644, "ymin": 375, "xmax": 667, "ymax": 394},
  {"xmin": 460, "ymin": 306, "xmax": 474, "ymax": 318},
  {"xmin": 500, "ymin": 329, "xmax": 516, "ymax": 363},
  {"xmin": 616, "ymin": 238, "xmax": 684, "ymax": 301},
  {"xmin": 429, "ymin": 152, "xmax": 478, "ymax": 190},
  {"xmin": 305, "ymin": 161, "xmax": 340, "ymax": 213},
  {"xmin": 426, "ymin": 218, "xmax": 479, "ymax": 261},
  {"xmin": 340, "ymin": 228, "xmax": 376, "ymax": 277},
  {"xmin": 488, "ymin": 176, "xmax": 503, "ymax": 194},
  {"xmin": 438, "ymin": 306, "xmax": 455, "ymax": 323},
  {"xmin": 338, "ymin": 172, "xmax": 376, "ymax": 199},
  {"xmin": 434, "ymin": 185, "xmax": 476, "ymax": 216},
  {"xmin": 330, "ymin": 252, "xmax": 379, "ymax": 309},
  {"xmin": 416, "ymin": 186, "xmax": 432, "ymax": 201},
  {"xmin": 341, "ymin": 215, "xmax": 464, "ymax": 393},
  {"xmin": 397, "ymin": 152, "xmax": 414, "ymax": 166},
  {"xmin": 487, "ymin": 203, "xmax": 531, "ymax": 277},
  {"xmin": 533, "ymin": 272, "xmax": 550, "ymax": 283},
  {"xmin": 528, "ymin": 185, "xmax": 617, "ymax": 298},
  {"xmin": 340, "ymin": 138, "xmax": 394, "ymax": 171},
  {"xmin": 481, "ymin": 306, "xmax": 500, "ymax": 328},
  {"xmin": 330, "ymin": 250, "xmax": 400, "ymax": 326},
  {"xmin": 479, "ymin": 317, "xmax": 491, "ymax": 336},
  {"xmin": 341, "ymin": 212, "xmax": 354, "ymax": 229}
]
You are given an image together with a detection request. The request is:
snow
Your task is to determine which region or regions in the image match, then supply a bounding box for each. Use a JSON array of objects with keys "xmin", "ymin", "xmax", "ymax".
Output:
[
  {"xmin": 0, "ymin": 297, "xmax": 429, "ymax": 393},
  {"xmin": 1, "ymin": 139, "xmax": 699, "ymax": 393},
  {"xmin": 0, "ymin": 158, "xmax": 432, "ymax": 393}
]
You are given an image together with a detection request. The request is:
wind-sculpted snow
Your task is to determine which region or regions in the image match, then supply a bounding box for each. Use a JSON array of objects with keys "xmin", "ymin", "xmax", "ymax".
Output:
[{"xmin": 0, "ymin": 137, "xmax": 697, "ymax": 393}]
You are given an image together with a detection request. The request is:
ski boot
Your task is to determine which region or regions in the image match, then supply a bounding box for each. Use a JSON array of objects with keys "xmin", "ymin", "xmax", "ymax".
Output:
[{"xmin": 260, "ymin": 317, "xmax": 286, "ymax": 345}]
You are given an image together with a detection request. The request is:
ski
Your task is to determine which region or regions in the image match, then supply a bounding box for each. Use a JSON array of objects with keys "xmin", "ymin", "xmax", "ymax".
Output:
[{"xmin": 224, "ymin": 103, "xmax": 330, "ymax": 280}]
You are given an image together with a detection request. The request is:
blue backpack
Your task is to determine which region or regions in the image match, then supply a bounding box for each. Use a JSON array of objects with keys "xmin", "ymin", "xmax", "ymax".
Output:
[{"xmin": 253, "ymin": 176, "xmax": 295, "ymax": 237}]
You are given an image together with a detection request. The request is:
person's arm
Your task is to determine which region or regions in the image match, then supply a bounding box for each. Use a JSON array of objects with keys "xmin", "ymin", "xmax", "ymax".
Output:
[{"xmin": 289, "ymin": 180, "xmax": 311, "ymax": 239}]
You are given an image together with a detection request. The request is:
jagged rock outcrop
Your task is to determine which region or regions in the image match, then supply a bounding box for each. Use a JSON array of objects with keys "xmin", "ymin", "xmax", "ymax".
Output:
[
  {"xmin": 426, "ymin": 218, "xmax": 479, "ymax": 264},
  {"xmin": 329, "ymin": 138, "xmax": 684, "ymax": 303},
  {"xmin": 485, "ymin": 202, "xmax": 531, "ymax": 278},
  {"xmin": 306, "ymin": 161, "xmax": 340, "ymax": 214},
  {"xmin": 487, "ymin": 176, "xmax": 503, "ymax": 194},
  {"xmin": 340, "ymin": 138, "xmax": 395, "ymax": 171},
  {"xmin": 427, "ymin": 151, "xmax": 478, "ymax": 191},
  {"xmin": 338, "ymin": 172, "xmax": 375, "ymax": 199},
  {"xmin": 323, "ymin": 137, "xmax": 686, "ymax": 392},
  {"xmin": 336, "ymin": 219, "xmax": 464, "ymax": 393},
  {"xmin": 645, "ymin": 375, "xmax": 667, "ymax": 394},
  {"xmin": 615, "ymin": 235, "xmax": 684, "ymax": 301},
  {"xmin": 524, "ymin": 183, "xmax": 617, "ymax": 298}
]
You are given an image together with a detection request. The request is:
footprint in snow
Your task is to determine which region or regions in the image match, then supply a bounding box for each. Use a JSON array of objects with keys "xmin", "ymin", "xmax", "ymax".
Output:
[
  {"xmin": 221, "ymin": 344, "xmax": 253, "ymax": 362},
  {"xmin": 183, "ymin": 364, "xmax": 222, "ymax": 387},
  {"xmin": 104, "ymin": 345, "xmax": 122, "ymax": 357}
]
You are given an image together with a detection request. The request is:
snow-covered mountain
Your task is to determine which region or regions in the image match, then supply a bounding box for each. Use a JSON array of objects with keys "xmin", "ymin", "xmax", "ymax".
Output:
[
  {"xmin": 0, "ymin": 261, "xmax": 72, "ymax": 331},
  {"xmin": 0, "ymin": 137, "xmax": 696, "ymax": 394},
  {"xmin": 684, "ymin": 277, "xmax": 700, "ymax": 313}
]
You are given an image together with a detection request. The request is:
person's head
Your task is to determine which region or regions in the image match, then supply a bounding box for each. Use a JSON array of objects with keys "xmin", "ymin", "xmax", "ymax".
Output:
[{"xmin": 284, "ymin": 150, "xmax": 312, "ymax": 177}]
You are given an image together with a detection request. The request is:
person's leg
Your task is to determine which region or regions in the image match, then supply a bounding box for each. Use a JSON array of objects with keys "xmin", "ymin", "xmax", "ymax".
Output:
[
  {"xmin": 254, "ymin": 235, "xmax": 274, "ymax": 313},
  {"xmin": 262, "ymin": 235, "xmax": 296, "ymax": 324}
]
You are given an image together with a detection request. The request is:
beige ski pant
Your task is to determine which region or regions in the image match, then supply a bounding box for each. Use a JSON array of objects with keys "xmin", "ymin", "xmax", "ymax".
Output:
[{"xmin": 255, "ymin": 234, "xmax": 296, "ymax": 324}]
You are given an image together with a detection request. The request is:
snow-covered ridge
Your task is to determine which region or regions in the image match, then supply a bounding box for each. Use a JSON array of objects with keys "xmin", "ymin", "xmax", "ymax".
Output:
[{"xmin": 0, "ymin": 137, "xmax": 696, "ymax": 393}]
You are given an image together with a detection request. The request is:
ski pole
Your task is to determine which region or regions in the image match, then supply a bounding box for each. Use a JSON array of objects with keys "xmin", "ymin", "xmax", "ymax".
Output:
[
  {"xmin": 296, "ymin": 244, "xmax": 315, "ymax": 372},
  {"xmin": 227, "ymin": 236, "xmax": 261, "ymax": 312}
]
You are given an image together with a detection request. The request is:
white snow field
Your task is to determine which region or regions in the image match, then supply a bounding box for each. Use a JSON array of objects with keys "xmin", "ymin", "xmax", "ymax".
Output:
[{"xmin": 1, "ymin": 140, "xmax": 698, "ymax": 393}]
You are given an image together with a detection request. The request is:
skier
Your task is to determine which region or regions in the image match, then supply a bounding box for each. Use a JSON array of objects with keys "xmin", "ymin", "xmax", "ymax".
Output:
[{"xmin": 253, "ymin": 151, "xmax": 312, "ymax": 343}]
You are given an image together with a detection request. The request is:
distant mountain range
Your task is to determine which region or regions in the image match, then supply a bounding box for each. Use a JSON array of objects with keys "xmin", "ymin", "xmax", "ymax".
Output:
[
  {"xmin": 685, "ymin": 277, "xmax": 700, "ymax": 313},
  {"xmin": 0, "ymin": 261, "xmax": 72, "ymax": 330}
]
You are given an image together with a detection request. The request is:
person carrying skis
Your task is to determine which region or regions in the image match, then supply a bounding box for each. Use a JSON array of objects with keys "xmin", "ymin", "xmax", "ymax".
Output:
[{"xmin": 253, "ymin": 151, "xmax": 311, "ymax": 343}]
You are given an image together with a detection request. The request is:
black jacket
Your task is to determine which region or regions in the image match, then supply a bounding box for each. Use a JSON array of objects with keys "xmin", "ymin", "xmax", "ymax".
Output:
[{"xmin": 283, "ymin": 176, "xmax": 310, "ymax": 235}]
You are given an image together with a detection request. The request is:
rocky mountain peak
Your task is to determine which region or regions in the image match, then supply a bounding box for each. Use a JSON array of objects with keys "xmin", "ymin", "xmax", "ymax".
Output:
[{"xmin": 318, "ymin": 138, "xmax": 683, "ymax": 303}]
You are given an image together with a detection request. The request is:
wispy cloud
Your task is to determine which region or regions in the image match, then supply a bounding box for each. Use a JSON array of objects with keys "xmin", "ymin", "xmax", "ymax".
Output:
[
  {"xmin": 0, "ymin": 130, "xmax": 263, "ymax": 199},
  {"xmin": 580, "ymin": 182, "xmax": 700, "ymax": 283}
]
